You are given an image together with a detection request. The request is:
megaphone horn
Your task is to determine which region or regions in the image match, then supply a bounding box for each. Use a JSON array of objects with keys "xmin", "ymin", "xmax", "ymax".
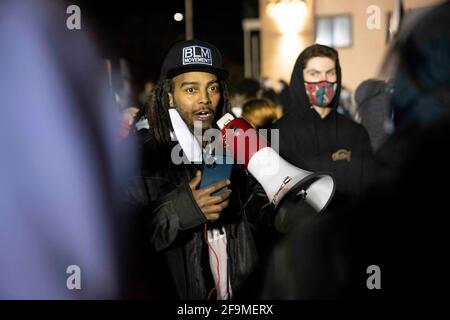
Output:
[{"xmin": 216, "ymin": 113, "xmax": 336, "ymax": 232}]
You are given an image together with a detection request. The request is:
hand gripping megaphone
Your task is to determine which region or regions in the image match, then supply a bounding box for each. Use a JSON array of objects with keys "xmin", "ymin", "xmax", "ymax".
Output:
[{"xmin": 216, "ymin": 113, "xmax": 335, "ymax": 233}]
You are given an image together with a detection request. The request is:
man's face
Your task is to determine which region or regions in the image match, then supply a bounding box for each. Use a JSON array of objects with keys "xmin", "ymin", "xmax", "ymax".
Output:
[
  {"xmin": 303, "ymin": 57, "xmax": 337, "ymax": 83},
  {"xmin": 168, "ymin": 71, "xmax": 221, "ymax": 131}
]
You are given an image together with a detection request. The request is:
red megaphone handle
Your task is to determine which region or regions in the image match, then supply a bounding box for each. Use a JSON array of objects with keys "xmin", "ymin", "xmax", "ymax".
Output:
[{"xmin": 220, "ymin": 118, "xmax": 270, "ymax": 168}]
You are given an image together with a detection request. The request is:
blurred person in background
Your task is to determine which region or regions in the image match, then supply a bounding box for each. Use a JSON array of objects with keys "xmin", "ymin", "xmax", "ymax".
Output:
[
  {"xmin": 276, "ymin": 79, "xmax": 290, "ymax": 115},
  {"xmin": 355, "ymin": 79, "xmax": 394, "ymax": 151},
  {"xmin": 138, "ymin": 79, "xmax": 155, "ymax": 108},
  {"xmin": 337, "ymin": 85, "xmax": 354, "ymax": 119},
  {"xmin": 229, "ymin": 77, "xmax": 261, "ymax": 117},
  {"xmin": 241, "ymin": 98, "xmax": 281, "ymax": 130},
  {"xmin": 120, "ymin": 106, "xmax": 140, "ymax": 139},
  {"xmin": 116, "ymin": 77, "xmax": 138, "ymax": 110}
]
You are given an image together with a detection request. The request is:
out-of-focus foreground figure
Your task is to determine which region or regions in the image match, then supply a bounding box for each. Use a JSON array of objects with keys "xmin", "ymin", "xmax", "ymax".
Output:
[{"xmin": 0, "ymin": 0, "xmax": 134, "ymax": 299}]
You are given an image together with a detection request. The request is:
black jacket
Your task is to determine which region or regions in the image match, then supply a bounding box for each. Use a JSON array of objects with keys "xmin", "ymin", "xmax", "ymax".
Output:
[
  {"xmin": 124, "ymin": 137, "xmax": 274, "ymax": 299},
  {"xmin": 270, "ymin": 49, "xmax": 373, "ymax": 209}
]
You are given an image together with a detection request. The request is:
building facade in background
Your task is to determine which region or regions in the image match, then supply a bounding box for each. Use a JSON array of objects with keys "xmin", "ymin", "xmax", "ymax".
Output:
[{"xmin": 259, "ymin": 0, "xmax": 444, "ymax": 92}]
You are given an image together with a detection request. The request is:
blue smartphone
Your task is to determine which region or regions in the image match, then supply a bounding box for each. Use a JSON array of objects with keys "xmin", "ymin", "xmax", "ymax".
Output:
[{"xmin": 200, "ymin": 156, "xmax": 234, "ymax": 195}]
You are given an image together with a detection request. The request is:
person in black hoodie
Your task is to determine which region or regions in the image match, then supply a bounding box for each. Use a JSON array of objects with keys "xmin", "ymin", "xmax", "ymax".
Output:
[{"xmin": 271, "ymin": 44, "xmax": 373, "ymax": 214}]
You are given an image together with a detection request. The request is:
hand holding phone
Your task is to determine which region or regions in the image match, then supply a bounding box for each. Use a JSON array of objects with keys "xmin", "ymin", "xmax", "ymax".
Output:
[
  {"xmin": 200, "ymin": 158, "xmax": 233, "ymax": 195},
  {"xmin": 189, "ymin": 171, "xmax": 232, "ymax": 222}
]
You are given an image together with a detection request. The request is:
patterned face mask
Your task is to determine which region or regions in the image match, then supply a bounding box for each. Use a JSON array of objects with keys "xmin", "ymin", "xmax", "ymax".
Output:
[{"xmin": 304, "ymin": 81, "xmax": 337, "ymax": 107}]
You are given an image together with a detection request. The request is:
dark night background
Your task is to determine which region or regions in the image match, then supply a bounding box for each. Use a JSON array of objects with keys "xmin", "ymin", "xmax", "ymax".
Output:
[{"xmin": 75, "ymin": 0, "xmax": 259, "ymax": 95}]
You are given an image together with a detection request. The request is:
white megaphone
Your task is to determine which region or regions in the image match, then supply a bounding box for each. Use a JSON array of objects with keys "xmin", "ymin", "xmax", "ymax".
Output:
[{"xmin": 216, "ymin": 113, "xmax": 335, "ymax": 232}]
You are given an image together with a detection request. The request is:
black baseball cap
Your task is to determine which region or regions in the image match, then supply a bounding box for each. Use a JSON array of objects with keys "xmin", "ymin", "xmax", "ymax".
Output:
[{"xmin": 160, "ymin": 39, "xmax": 229, "ymax": 80}]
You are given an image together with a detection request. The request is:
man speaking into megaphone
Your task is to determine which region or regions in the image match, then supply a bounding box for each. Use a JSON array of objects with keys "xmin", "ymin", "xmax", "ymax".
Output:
[{"xmin": 125, "ymin": 39, "xmax": 277, "ymax": 300}]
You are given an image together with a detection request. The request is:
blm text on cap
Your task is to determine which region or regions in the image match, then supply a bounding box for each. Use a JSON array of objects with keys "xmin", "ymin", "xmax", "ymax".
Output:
[{"xmin": 182, "ymin": 46, "xmax": 212, "ymax": 66}]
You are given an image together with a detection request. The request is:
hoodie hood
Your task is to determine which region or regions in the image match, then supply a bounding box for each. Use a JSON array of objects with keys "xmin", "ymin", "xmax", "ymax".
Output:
[
  {"xmin": 283, "ymin": 44, "xmax": 342, "ymax": 156},
  {"xmin": 287, "ymin": 44, "xmax": 342, "ymax": 116}
]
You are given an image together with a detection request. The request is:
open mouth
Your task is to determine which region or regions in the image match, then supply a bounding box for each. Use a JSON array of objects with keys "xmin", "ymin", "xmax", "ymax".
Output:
[{"xmin": 194, "ymin": 110, "xmax": 213, "ymax": 121}]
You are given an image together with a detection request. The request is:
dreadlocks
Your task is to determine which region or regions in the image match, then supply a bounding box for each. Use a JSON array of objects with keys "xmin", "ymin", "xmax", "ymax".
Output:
[
  {"xmin": 145, "ymin": 78, "xmax": 231, "ymax": 148},
  {"xmin": 145, "ymin": 79, "xmax": 172, "ymax": 147}
]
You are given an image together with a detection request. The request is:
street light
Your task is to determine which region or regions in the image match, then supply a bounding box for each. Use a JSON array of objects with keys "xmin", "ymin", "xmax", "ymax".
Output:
[
  {"xmin": 174, "ymin": 13, "xmax": 184, "ymax": 22},
  {"xmin": 266, "ymin": 0, "xmax": 307, "ymax": 34}
]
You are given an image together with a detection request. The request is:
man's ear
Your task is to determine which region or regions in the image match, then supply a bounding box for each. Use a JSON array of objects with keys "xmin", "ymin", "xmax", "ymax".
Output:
[{"xmin": 168, "ymin": 92, "xmax": 174, "ymax": 108}]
